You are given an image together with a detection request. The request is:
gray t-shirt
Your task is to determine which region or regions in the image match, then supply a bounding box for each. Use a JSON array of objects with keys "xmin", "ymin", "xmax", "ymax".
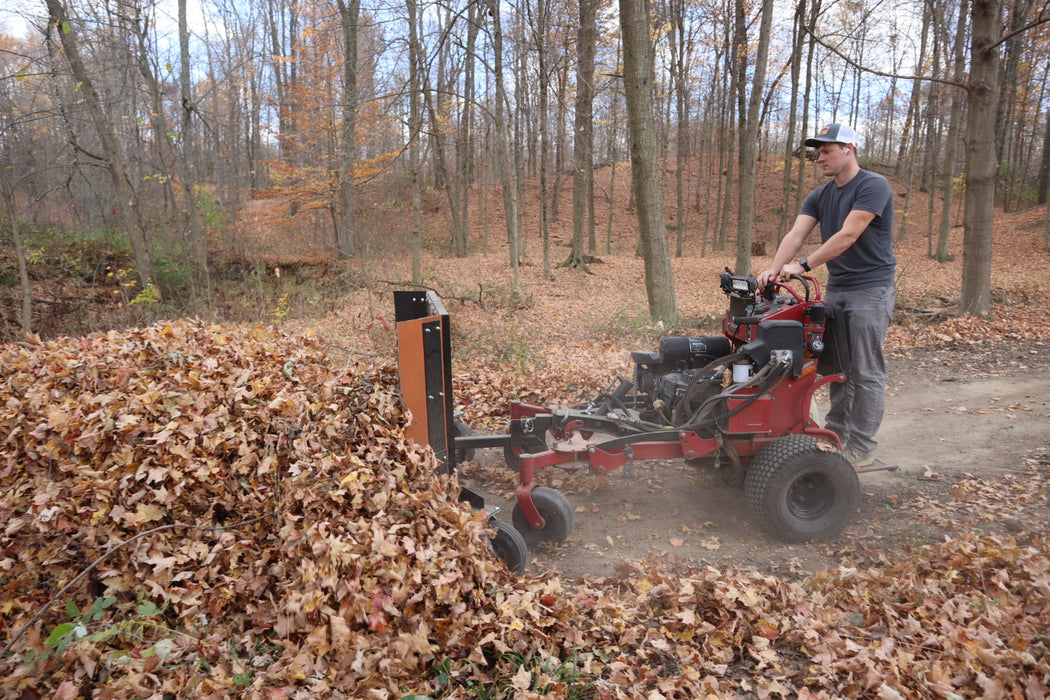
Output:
[{"xmin": 801, "ymin": 169, "xmax": 896, "ymax": 290}]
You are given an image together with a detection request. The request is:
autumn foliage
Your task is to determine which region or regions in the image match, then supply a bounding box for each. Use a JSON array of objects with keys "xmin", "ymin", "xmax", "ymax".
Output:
[{"xmin": 1, "ymin": 320, "xmax": 1048, "ymax": 698}]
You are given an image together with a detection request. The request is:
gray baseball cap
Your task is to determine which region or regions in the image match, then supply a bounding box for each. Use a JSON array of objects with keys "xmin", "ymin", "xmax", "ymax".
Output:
[{"xmin": 804, "ymin": 123, "xmax": 860, "ymax": 148}]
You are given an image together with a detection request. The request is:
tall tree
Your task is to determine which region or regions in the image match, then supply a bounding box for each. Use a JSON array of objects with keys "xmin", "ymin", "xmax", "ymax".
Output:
[
  {"xmin": 335, "ymin": 0, "xmax": 361, "ymax": 257},
  {"xmin": 406, "ymin": 0, "xmax": 423, "ymax": 284},
  {"xmin": 619, "ymin": 0, "xmax": 678, "ymax": 323},
  {"xmin": 0, "ymin": 115, "xmax": 31, "ymax": 334},
  {"xmin": 452, "ymin": 2, "xmax": 479, "ymax": 258},
  {"xmin": 484, "ymin": 0, "xmax": 522, "ymax": 291},
  {"xmin": 265, "ymin": 0, "xmax": 299, "ymax": 164},
  {"xmin": 43, "ymin": 0, "xmax": 159, "ymax": 297},
  {"xmin": 779, "ymin": 0, "xmax": 808, "ymax": 242},
  {"xmin": 664, "ymin": 0, "xmax": 690, "ymax": 257},
  {"xmin": 566, "ymin": 0, "xmax": 597, "ymax": 271},
  {"xmin": 179, "ymin": 0, "xmax": 210, "ymax": 298},
  {"xmin": 734, "ymin": 0, "xmax": 774, "ymax": 276},
  {"xmin": 935, "ymin": 0, "xmax": 969, "ymax": 262},
  {"xmin": 962, "ymin": 0, "xmax": 1002, "ymax": 315},
  {"xmin": 532, "ymin": 0, "xmax": 554, "ymax": 278}
]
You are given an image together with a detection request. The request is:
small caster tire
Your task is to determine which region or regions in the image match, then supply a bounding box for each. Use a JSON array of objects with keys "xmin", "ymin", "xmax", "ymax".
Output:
[
  {"xmin": 511, "ymin": 486, "xmax": 575, "ymax": 546},
  {"xmin": 488, "ymin": 519, "xmax": 529, "ymax": 573}
]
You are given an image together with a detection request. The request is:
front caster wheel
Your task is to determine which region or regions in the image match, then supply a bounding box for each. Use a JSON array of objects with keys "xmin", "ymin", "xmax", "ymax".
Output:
[
  {"xmin": 488, "ymin": 519, "xmax": 529, "ymax": 573},
  {"xmin": 511, "ymin": 486, "xmax": 575, "ymax": 546},
  {"xmin": 745, "ymin": 434, "xmax": 860, "ymax": 543}
]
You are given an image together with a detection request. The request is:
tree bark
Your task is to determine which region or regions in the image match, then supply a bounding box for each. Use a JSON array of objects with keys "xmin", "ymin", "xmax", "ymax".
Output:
[
  {"xmin": 734, "ymin": 0, "xmax": 773, "ymax": 276},
  {"xmin": 407, "ymin": 0, "xmax": 423, "ymax": 284},
  {"xmin": 666, "ymin": 0, "xmax": 688, "ymax": 257},
  {"xmin": 265, "ymin": 0, "xmax": 298, "ymax": 164},
  {"xmin": 179, "ymin": 0, "xmax": 210, "ymax": 299},
  {"xmin": 566, "ymin": 0, "xmax": 596, "ymax": 271},
  {"xmin": 452, "ymin": 3, "xmax": 478, "ymax": 258},
  {"xmin": 620, "ymin": 0, "xmax": 678, "ymax": 324},
  {"xmin": 1038, "ymin": 100, "xmax": 1050, "ymax": 204},
  {"xmin": 936, "ymin": 0, "xmax": 969, "ymax": 262},
  {"xmin": 483, "ymin": 0, "xmax": 521, "ymax": 291},
  {"xmin": 961, "ymin": 0, "xmax": 1001, "ymax": 316},
  {"xmin": 779, "ymin": 0, "xmax": 806, "ymax": 242},
  {"xmin": 535, "ymin": 0, "xmax": 553, "ymax": 278},
  {"xmin": 336, "ymin": 0, "xmax": 361, "ymax": 258},
  {"xmin": 0, "ymin": 145, "xmax": 31, "ymax": 334}
]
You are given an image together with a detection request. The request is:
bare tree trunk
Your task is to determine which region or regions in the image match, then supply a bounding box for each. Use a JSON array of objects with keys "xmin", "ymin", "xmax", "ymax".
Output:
[
  {"xmin": 606, "ymin": 40, "xmax": 622, "ymax": 256},
  {"xmin": 420, "ymin": 10, "xmax": 464, "ymax": 257},
  {"xmin": 452, "ymin": 3, "xmax": 478, "ymax": 258},
  {"xmin": 896, "ymin": 2, "xmax": 930, "ymax": 176},
  {"xmin": 961, "ymin": 0, "xmax": 1001, "ymax": 316},
  {"xmin": 45, "ymin": 0, "xmax": 159, "ymax": 296},
  {"xmin": 567, "ymin": 0, "xmax": 596, "ymax": 271},
  {"xmin": 1038, "ymin": 95, "xmax": 1050, "ymax": 204},
  {"xmin": 532, "ymin": 0, "xmax": 553, "ymax": 278},
  {"xmin": 734, "ymin": 0, "xmax": 773, "ymax": 276},
  {"xmin": 407, "ymin": 0, "xmax": 423, "ymax": 284},
  {"xmin": 936, "ymin": 0, "xmax": 969, "ymax": 262},
  {"xmin": 620, "ymin": 0, "xmax": 678, "ymax": 323},
  {"xmin": 795, "ymin": 0, "xmax": 820, "ymax": 215},
  {"xmin": 666, "ymin": 0, "xmax": 689, "ymax": 257},
  {"xmin": 483, "ymin": 0, "xmax": 521, "ymax": 291},
  {"xmin": 779, "ymin": 0, "xmax": 806, "ymax": 242},
  {"xmin": 0, "ymin": 150, "xmax": 31, "ymax": 334},
  {"xmin": 179, "ymin": 0, "xmax": 210, "ymax": 300},
  {"xmin": 336, "ymin": 0, "xmax": 361, "ymax": 257},
  {"xmin": 265, "ymin": 0, "xmax": 298, "ymax": 164},
  {"xmin": 994, "ymin": 0, "xmax": 1031, "ymax": 211}
]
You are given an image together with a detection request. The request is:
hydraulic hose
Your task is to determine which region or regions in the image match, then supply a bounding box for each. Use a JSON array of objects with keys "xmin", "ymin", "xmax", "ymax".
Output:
[{"xmin": 677, "ymin": 357, "xmax": 792, "ymax": 433}]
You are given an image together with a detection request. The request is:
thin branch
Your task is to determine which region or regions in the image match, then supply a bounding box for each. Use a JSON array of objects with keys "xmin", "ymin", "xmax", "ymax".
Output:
[
  {"xmin": 801, "ymin": 22, "xmax": 967, "ymax": 90},
  {"xmin": 989, "ymin": 2, "xmax": 1050, "ymax": 51}
]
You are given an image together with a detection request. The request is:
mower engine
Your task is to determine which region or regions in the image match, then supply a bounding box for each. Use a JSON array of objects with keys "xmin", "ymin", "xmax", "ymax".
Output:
[{"xmin": 628, "ymin": 271, "xmax": 835, "ymax": 431}]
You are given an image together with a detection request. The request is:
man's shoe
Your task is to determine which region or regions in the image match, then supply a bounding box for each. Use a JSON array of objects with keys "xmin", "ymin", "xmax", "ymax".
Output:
[{"xmin": 844, "ymin": 450, "xmax": 875, "ymax": 468}]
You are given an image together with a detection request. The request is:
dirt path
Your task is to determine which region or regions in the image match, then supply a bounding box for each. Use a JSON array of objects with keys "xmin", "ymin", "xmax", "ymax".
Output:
[{"xmin": 463, "ymin": 339, "xmax": 1050, "ymax": 579}]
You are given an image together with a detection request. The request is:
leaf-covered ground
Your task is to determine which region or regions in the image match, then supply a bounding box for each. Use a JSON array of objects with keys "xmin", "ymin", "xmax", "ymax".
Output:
[{"xmin": 1, "ymin": 318, "xmax": 1048, "ymax": 698}]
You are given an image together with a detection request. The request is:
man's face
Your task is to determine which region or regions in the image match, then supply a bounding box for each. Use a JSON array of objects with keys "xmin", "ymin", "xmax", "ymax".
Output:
[{"xmin": 815, "ymin": 142, "xmax": 851, "ymax": 177}]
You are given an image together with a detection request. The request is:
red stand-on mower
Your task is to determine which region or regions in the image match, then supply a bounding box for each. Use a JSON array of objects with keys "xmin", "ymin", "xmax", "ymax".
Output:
[{"xmin": 465, "ymin": 272, "xmax": 897, "ymax": 546}]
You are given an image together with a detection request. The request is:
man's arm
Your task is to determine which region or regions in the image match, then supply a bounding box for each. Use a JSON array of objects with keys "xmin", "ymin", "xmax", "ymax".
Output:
[
  {"xmin": 758, "ymin": 209, "xmax": 877, "ymax": 286},
  {"xmin": 756, "ymin": 214, "xmax": 817, "ymax": 287}
]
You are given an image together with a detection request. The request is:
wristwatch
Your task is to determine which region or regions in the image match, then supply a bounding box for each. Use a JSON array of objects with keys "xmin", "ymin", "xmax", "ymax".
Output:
[{"xmin": 798, "ymin": 257, "xmax": 811, "ymax": 272}]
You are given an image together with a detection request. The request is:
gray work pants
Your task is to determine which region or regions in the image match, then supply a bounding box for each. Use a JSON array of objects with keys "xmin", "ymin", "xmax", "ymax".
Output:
[{"xmin": 823, "ymin": 285, "xmax": 895, "ymax": 458}]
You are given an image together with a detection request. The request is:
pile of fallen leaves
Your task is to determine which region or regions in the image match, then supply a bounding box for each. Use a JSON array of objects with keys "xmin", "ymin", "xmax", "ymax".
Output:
[
  {"xmin": 0, "ymin": 320, "xmax": 531, "ymax": 697},
  {"xmin": 2, "ymin": 320, "xmax": 1049, "ymax": 699}
]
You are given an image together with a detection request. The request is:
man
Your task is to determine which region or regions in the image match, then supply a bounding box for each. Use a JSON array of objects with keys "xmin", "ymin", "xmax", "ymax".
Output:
[{"xmin": 757, "ymin": 123, "xmax": 896, "ymax": 468}]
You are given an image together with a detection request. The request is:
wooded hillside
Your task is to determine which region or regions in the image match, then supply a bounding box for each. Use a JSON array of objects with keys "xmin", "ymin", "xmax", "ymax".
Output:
[{"xmin": 4, "ymin": 0, "xmax": 1050, "ymax": 335}]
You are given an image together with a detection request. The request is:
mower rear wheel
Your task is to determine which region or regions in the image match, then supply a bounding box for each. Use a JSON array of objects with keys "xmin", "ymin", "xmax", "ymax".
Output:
[
  {"xmin": 745, "ymin": 434, "xmax": 859, "ymax": 543},
  {"xmin": 488, "ymin": 519, "xmax": 529, "ymax": 573},
  {"xmin": 512, "ymin": 487, "xmax": 575, "ymax": 546}
]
